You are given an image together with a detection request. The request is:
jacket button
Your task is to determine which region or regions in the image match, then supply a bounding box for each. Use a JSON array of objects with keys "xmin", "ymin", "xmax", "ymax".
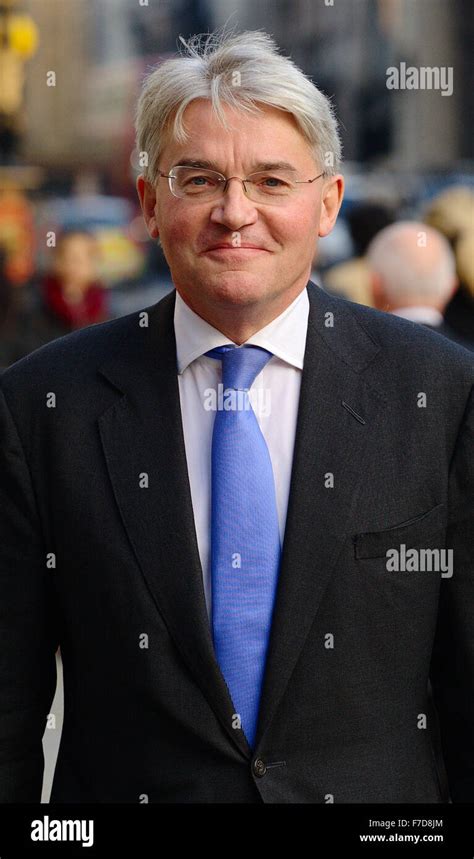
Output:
[{"xmin": 253, "ymin": 758, "xmax": 267, "ymax": 778}]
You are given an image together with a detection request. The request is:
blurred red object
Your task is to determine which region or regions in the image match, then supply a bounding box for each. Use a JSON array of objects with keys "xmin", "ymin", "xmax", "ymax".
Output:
[{"xmin": 41, "ymin": 273, "xmax": 107, "ymax": 329}]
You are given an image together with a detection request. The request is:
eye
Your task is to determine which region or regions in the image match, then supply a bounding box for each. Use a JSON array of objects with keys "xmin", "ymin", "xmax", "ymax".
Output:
[
  {"xmin": 260, "ymin": 176, "xmax": 286, "ymax": 187},
  {"xmin": 185, "ymin": 174, "xmax": 214, "ymax": 186},
  {"xmin": 176, "ymin": 171, "xmax": 223, "ymax": 194},
  {"xmin": 251, "ymin": 173, "xmax": 292, "ymax": 193}
]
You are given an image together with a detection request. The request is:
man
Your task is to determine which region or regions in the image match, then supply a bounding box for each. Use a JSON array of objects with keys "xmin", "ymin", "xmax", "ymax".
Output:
[
  {"xmin": 0, "ymin": 30, "xmax": 473, "ymax": 804},
  {"xmin": 368, "ymin": 220, "xmax": 472, "ymax": 349},
  {"xmin": 323, "ymin": 202, "xmax": 395, "ymax": 307}
]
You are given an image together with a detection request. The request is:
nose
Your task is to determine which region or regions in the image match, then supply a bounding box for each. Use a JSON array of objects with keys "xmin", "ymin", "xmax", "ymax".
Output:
[{"xmin": 209, "ymin": 177, "xmax": 259, "ymax": 231}]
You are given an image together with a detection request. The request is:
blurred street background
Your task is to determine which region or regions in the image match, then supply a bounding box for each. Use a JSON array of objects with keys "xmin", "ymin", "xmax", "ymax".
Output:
[
  {"xmin": 1, "ymin": 0, "xmax": 473, "ymax": 370},
  {"xmin": 0, "ymin": 0, "xmax": 472, "ymax": 800}
]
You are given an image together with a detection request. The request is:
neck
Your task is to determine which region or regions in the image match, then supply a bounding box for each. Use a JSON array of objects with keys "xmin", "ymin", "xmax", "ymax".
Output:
[
  {"xmin": 390, "ymin": 299, "xmax": 443, "ymax": 311},
  {"xmin": 62, "ymin": 281, "xmax": 87, "ymax": 303},
  {"xmin": 176, "ymin": 277, "xmax": 308, "ymax": 344}
]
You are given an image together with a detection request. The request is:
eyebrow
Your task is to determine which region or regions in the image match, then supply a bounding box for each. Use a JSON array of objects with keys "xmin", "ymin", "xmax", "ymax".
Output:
[{"xmin": 171, "ymin": 158, "xmax": 299, "ymax": 173}]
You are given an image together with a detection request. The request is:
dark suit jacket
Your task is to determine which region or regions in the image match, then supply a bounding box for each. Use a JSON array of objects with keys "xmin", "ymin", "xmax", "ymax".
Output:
[
  {"xmin": 1, "ymin": 282, "xmax": 473, "ymax": 803},
  {"xmin": 445, "ymin": 285, "xmax": 474, "ymax": 349},
  {"xmin": 422, "ymin": 321, "xmax": 473, "ymax": 352}
]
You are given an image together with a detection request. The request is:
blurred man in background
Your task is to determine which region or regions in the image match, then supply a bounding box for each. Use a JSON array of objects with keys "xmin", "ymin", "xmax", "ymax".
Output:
[
  {"xmin": 367, "ymin": 221, "xmax": 472, "ymax": 349},
  {"xmin": 323, "ymin": 202, "xmax": 395, "ymax": 305}
]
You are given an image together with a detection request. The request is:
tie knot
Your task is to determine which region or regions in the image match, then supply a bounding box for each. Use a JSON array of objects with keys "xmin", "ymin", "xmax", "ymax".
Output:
[{"xmin": 205, "ymin": 345, "xmax": 273, "ymax": 390}]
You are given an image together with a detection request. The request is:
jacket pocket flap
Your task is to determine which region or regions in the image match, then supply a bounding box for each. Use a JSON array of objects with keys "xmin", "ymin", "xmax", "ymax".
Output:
[{"xmin": 354, "ymin": 503, "xmax": 446, "ymax": 559}]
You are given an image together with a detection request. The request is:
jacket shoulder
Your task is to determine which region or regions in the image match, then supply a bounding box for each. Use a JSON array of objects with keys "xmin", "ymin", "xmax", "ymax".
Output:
[
  {"xmin": 317, "ymin": 285, "xmax": 474, "ymax": 374},
  {"xmin": 0, "ymin": 298, "xmax": 166, "ymax": 395}
]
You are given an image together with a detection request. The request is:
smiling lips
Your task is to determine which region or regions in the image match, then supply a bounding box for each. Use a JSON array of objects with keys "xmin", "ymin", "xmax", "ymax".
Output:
[{"xmin": 203, "ymin": 243, "xmax": 269, "ymax": 253}]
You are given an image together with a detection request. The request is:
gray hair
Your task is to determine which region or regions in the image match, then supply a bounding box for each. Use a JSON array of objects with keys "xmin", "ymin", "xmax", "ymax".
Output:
[
  {"xmin": 367, "ymin": 221, "xmax": 457, "ymax": 303},
  {"xmin": 134, "ymin": 29, "xmax": 342, "ymax": 185}
]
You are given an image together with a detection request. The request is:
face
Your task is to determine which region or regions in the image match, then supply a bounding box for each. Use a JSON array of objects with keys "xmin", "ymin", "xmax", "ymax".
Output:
[
  {"xmin": 137, "ymin": 99, "xmax": 343, "ymax": 319},
  {"xmin": 54, "ymin": 235, "xmax": 98, "ymax": 298}
]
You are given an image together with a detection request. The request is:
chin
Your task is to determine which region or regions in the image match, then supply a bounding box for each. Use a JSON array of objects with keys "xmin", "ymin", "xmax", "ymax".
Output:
[{"xmin": 205, "ymin": 272, "xmax": 269, "ymax": 305}]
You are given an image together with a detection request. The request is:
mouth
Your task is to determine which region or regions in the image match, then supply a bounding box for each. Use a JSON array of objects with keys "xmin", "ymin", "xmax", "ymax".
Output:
[{"xmin": 201, "ymin": 244, "xmax": 269, "ymax": 256}]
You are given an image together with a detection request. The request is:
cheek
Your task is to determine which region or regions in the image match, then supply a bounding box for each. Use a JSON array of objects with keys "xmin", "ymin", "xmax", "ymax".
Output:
[
  {"xmin": 157, "ymin": 206, "xmax": 203, "ymax": 254},
  {"xmin": 268, "ymin": 207, "xmax": 319, "ymax": 248}
]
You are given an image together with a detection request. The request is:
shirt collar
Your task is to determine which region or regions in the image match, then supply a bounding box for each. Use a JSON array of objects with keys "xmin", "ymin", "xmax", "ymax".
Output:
[
  {"xmin": 174, "ymin": 286, "xmax": 309, "ymax": 374},
  {"xmin": 393, "ymin": 306, "xmax": 444, "ymax": 326}
]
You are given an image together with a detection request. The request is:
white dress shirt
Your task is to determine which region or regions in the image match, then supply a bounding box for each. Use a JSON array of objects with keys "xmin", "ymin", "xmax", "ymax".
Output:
[
  {"xmin": 392, "ymin": 306, "xmax": 444, "ymax": 327},
  {"xmin": 174, "ymin": 286, "xmax": 310, "ymax": 619}
]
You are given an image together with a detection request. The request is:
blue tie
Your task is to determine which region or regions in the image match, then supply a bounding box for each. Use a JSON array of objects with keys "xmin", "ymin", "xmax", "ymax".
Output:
[{"xmin": 205, "ymin": 345, "xmax": 281, "ymax": 749}]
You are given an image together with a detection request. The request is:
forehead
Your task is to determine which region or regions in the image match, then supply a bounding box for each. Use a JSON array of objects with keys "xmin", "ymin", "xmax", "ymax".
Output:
[{"xmin": 161, "ymin": 98, "xmax": 315, "ymax": 169}]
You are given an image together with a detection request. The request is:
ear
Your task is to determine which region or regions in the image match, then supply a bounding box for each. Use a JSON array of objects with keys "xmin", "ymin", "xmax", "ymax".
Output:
[
  {"xmin": 136, "ymin": 175, "xmax": 160, "ymax": 239},
  {"xmin": 370, "ymin": 272, "xmax": 390, "ymax": 312},
  {"xmin": 318, "ymin": 174, "xmax": 344, "ymax": 238},
  {"xmin": 447, "ymin": 274, "xmax": 459, "ymax": 303}
]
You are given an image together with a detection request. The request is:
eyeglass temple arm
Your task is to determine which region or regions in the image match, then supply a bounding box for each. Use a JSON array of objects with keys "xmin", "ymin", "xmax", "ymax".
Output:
[{"xmin": 295, "ymin": 172, "xmax": 326, "ymax": 184}]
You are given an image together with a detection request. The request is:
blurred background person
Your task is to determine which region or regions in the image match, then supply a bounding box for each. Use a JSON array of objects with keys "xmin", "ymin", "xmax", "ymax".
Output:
[
  {"xmin": 322, "ymin": 201, "xmax": 396, "ymax": 305},
  {"xmin": 39, "ymin": 228, "xmax": 107, "ymax": 328},
  {"xmin": 367, "ymin": 221, "xmax": 472, "ymax": 348},
  {"xmin": 424, "ymin": 187, "xmax": 474, "ymax": 347},
  {"xmin": 7, "ymin": 228, "xmax": 109, "ymax": 362}
]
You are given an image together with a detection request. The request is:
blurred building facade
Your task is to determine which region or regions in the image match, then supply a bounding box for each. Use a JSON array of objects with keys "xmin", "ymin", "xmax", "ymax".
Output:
[
  {"xmin": 18, "ymin": 0, "xmax": 472, "ymax": 189},
  {"xmin": 20, "ymin": 0, "xmax": 212, "ymax": 193},
  {"xmin": 212, "ymin": 0, "xmax": 471, "ymax": 169}
]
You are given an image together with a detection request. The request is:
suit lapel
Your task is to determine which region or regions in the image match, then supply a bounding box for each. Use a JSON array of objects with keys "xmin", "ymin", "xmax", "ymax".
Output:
[
  {"xmin": 97, "ymin": 291, "xmax": 251, "ymax": 760},
  {"xmin": 255, "ymin": 283, "xmax": 387, "ymax": 745},
  {"xmin": 96, "ymin": 282, "xmax": 387, "ymax": 757}
]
